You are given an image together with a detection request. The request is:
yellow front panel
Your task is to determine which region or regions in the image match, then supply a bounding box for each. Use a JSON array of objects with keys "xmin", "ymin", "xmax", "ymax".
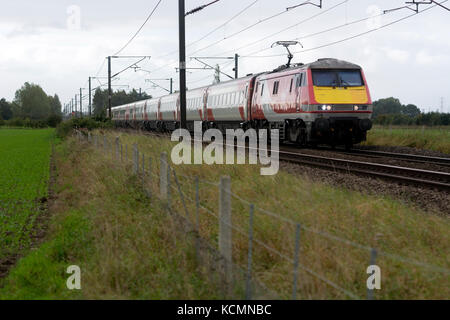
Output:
[{"xmin": 313, "ymin": 86, "xmax": 369, "ymax": 104}]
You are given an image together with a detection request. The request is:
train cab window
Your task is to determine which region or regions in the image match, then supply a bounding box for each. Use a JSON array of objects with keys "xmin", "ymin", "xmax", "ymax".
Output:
[
  {"xmin": 302, "ymin": 73, "xmax": 307, "ymax": 86},
  {"xmin": 312, "ymin": 69, "xmax": 363, "ymax": 87}
]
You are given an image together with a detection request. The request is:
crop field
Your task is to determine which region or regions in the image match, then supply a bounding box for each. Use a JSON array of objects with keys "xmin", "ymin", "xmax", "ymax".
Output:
[
  {"xmin": 0, "ymin": 129, "xmax": 55, "ymax": 263},
  {"xmin": 362, "ymin": 126, "xmax": 450, "ymax": 154}
]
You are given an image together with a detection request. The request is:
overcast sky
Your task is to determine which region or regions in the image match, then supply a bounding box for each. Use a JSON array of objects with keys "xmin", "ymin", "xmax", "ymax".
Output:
[{"xmin": 1, "ymin": 0, "xmax": 449, "ymax": 112}]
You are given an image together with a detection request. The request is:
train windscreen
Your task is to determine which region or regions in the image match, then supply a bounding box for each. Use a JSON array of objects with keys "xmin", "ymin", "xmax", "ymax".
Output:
[{"xmin": 312, "ymin": 69, "xmax": 363, "ymax": 87}]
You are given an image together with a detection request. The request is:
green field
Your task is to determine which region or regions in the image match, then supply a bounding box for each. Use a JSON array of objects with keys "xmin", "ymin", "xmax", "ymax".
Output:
[
  {"xmin": 362, "ymin": 126, "xmax": 450, "ymax": 154},
  {"xmin": 0, "ymin": 129, "xmax": 55, "ymax": 261}
]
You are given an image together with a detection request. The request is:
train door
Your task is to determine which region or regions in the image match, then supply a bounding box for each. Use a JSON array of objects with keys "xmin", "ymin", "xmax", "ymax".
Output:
[
  {"xmin": 244, "ymin": 84, "xmax": 249, "ymax": 121},
  {"xmin": 251, "ymin": 81, "xmax": 260, "ymax": 118},
  {"xmin": 295, "ymin": 73, "xmax": 304, "ymax": 112},
  {"xmin": 203, "ymin": 89, "xmax": 209, "ymax": 122}
]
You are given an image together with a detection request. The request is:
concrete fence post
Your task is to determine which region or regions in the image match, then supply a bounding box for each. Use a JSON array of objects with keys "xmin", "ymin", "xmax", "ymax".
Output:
[
  {"xmin": 160, "ymin": 152, "xmax": 168, "ymax": 200},
  {"xmin": 219, "ymin": 176, "xmax": 232, "ymax": 286}
]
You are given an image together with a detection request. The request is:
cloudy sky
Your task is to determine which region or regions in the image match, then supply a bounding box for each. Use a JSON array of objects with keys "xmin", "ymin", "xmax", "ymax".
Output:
[{"xmin": 1, "ymin": 0, "xmax": 449, "ymax": 112}]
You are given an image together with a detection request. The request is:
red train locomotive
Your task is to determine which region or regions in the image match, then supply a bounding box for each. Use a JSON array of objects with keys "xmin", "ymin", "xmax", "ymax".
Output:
[{"xmin": 111, "ymin": 58, "xmax": 373, "ymax": 148}]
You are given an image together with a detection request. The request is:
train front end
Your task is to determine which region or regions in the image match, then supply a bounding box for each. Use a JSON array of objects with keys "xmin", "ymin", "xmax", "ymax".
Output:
[{"xmin": 307, "ymin": 59, "xmax": 373, "ymax": 148}]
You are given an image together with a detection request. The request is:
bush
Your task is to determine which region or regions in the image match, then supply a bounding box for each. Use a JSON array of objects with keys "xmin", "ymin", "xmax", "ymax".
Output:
[
  {"xmin": 47, "ymin": 114, "xmax": 63, "ymax": 128},
  {"xmin": 56, "ymin": 118, "xmax": 113, "ymax": 139},
  {"xmin": 8, "ymin": 118, "xmax": 24, "ymax": 127}
]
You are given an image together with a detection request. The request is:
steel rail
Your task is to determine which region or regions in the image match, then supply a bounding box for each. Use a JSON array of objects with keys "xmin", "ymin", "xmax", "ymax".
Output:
[{"xmin": 279, "ymin": 149, "xmax": 450, "ymax": 191}]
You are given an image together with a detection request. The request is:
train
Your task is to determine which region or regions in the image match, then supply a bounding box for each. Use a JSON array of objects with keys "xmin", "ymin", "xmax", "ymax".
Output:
[{"xmin": 110, "ymin": 58, "xmax": 373, "ymax": 148}]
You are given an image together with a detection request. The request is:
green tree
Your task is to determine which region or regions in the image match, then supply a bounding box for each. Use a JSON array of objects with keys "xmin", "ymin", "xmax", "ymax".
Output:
[
  {"xmin": 372, "ymin": 97, "xmax": 402, "ymax": 118},
  {"xmin": 93, "ymin": 88, "xmax": 108, "ymax": 117},
  {"xmin": 93, "ymin": 88, "xmax": 151, "ymax": 118},
  {"xmin": 48, "ymin": 94, "xmax": 62, "ymax": 116},
  {"xmin": 401, "ymin": 104, "xmax": 421, "ymax": 118},
  {"xmin": 14, "ymin": 82, "xmax": 51, "ymax": 120},
  {"xmin": 0, "ymin": 98, "xmax": 13, "ymax": 120}
]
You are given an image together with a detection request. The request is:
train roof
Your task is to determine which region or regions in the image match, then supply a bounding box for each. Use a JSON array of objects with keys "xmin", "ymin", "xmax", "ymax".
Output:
[
  {"xmin": 268, "ymin": 58, "xmax": 362, "ymax": 74},
  {"xmin": 305, "ymin": 58, "xmax": 362, "ymax": 70}
]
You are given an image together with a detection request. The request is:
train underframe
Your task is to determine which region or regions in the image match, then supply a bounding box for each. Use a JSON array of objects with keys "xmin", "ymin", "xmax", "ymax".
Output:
[{"xmin": 114, "ymin": 117, "xmax": 372, "ymax": 149}]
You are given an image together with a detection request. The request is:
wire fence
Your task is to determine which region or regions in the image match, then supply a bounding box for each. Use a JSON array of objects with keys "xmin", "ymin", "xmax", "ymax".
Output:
[{"xmin": 75, "ymin": 130, "xmax": 450, "ymax": 300}]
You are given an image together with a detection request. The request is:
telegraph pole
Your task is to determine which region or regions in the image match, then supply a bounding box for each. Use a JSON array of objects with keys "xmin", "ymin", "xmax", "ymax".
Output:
[
  {"xmin": 108, "ymin": 56, "xmax": 112, "ymax": 119},
  {"xmin": 80, "ymin": 88, "xmax": 83, "ymax": 118},
  {"xmin": 89, "ymin": 77, "xmax": 92, "ymax": 117},
  {"xmin": 179, "ymin": 0, "xmax": 187, "ymax": 129},
  {"xmin": 75, "ymin": 95, "xmax": 78, "ymax": 118}
]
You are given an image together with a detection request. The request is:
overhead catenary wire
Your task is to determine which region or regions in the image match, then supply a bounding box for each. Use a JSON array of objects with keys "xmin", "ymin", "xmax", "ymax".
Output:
[
  {"xmin": 207, "ymin": 0, "xmax": 349, "ymax": 58},
  {"xmin": 148, "ymin": 0, "xmax": 316, "ymax": 77},
  {"xmin": 114, "ymin": 0, "xmax": 163, "ymax": 56},
  {"xmin": 187, "ymin": 0, "xmax": 318, "ymax": 57},
  {"xmin": 242, "ymin": 0, "xmax": 449, "ymax": 59}
]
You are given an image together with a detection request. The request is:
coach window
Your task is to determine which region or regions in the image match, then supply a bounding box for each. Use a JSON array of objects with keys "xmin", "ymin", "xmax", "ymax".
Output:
[
  {"xmin": 296, "ymin": 74, "xmax": 303, "ymax": 88},
  {"xmin": 273, "ymin": 81, "xmax": 279, "ymax": 95},
  {"xmin": 261, "ymin": 84, "xmax": 264, "ymax": 96},
  {"xmin": 290, "ymin": 78, "xmax": 294, "ymax": 92}
]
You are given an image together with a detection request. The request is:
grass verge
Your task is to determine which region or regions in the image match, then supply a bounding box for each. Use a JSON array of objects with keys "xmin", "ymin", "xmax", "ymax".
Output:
[{"xmin": 362, "ymin": 126, "xmax": 450, "ymax": 154}]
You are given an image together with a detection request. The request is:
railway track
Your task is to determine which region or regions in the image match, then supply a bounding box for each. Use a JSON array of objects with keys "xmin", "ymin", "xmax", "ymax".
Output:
[
  {"xmin": 279, "ymin": 148, "xmax": 450, "ymax": 191},
  {"xmin": 114, "ymin": 129, "xmax": 450, "ymax": 191},
  {"xmin": 316, "ymin": 147, "xmax": 450, "ymax": 167}
]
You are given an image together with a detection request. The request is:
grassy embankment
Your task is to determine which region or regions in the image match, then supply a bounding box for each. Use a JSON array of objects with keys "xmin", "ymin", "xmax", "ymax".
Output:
[
  {"xmin": 362, "ymin": 126, "xmax": 450, "ymax": 154},
  {"xmin": 1, "ymin": 130, "xmax": 448, "ymax": 299},
  {"xmin": 0, "ymin": 129, "xmax": 55, "ymax": 267}
]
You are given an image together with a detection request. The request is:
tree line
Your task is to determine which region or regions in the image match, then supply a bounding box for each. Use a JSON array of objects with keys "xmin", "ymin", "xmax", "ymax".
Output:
[
  {"xmin": 91, "ymin": 88, "xmax": 151, "ymax": 118},
  {"xmin": 0, "ymin": 82, "xmax": 62, "ymax": 127},
  {"xmin": 372, "ymin": 97, "xmax": 450, "ymax": 126},
  {"xmin": 1, "ymin": 83, "xmax": 448, "ymax": 128}
]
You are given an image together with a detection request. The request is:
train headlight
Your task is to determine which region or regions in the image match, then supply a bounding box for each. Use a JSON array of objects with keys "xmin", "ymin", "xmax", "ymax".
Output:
[
  {"xmin": 354, "ymin": 105, "xmax": 359, "ymax": 111},
  {"xmin": 326, "ymin": 105, "xmax": 332, "ymax": 111}
]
